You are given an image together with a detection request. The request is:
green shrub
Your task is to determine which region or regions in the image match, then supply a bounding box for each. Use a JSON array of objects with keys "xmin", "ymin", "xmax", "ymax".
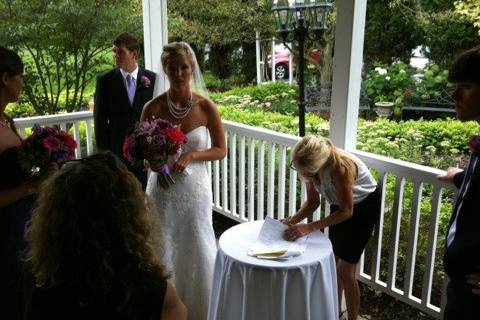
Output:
[
  {"xmin": 364, "ymin": 62, "xmax": 416, "ymax": 107},
  {"xmin": 212, "ymin": 82, "xmax": 298, "ymax": 114},
  {"xmin": 220, "ymin": 104, "xmax": 476, "ymax": 170},
  {"xmin": 356, "ymin": 118, "xmax": 476, "ymax": 169},
  {"xmin": 5, "ymin": 102, "xmax": 36, "ymax": 118},
  {"xmin": 203, "ymin": 71, "xmax": 222, "ymax": 92},
  {"xmin": 414, "ymin": 64, "xmax": 450, "ymax": 101}
]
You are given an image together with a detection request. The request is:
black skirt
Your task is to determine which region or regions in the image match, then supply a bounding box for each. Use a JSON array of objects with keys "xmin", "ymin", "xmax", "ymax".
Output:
[{"xmin": 328, "ymin": 187, "xmax": 381, "ymax": 264}]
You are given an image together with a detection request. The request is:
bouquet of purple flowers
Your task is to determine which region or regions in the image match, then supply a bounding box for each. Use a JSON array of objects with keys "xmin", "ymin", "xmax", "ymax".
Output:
[
  {"xmin": 21, "ymin": 125, "xmax": 77, "ymax": 174},
  {"xmin": 123, "ymin": 118, "xmax": 187, "ymax": 189}
]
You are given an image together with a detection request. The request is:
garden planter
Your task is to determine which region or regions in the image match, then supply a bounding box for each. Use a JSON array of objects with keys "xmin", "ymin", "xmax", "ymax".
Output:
[{"xmin": 375, "ymin": 101, "xmax": 394, "ymax": 118}]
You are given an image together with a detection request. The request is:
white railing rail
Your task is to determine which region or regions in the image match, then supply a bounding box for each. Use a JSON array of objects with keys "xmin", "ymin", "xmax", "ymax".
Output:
[
  {"xmin": 14, "ymin": 112, "xmax": 453, "ymax": 318},
  {"xmin": 351, "ymin": 150, "xmax": 453, "ymax": 319}
]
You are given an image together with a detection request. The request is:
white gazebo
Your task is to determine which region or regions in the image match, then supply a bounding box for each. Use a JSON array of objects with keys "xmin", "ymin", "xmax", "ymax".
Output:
[{"xmin": 13, "ymin": 1, "xmax": 451, "ymax": 318}]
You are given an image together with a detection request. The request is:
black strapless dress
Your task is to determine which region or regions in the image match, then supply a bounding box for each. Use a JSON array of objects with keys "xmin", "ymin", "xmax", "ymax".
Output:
[{"xmin": 0, "ymin": 146, "xmax": 35, "ymax": 316}]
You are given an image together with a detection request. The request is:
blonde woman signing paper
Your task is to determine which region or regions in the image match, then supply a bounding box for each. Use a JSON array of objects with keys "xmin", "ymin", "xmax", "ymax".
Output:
[{"xmin": 283, "ymin": 136, "xmax": 380, "ymax": 320}]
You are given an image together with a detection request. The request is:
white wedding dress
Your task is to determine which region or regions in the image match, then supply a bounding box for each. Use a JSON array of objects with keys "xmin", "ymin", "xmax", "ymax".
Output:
[{"xmin": 146, "ymin": 126, "xmax": 217, "ymax": 320}]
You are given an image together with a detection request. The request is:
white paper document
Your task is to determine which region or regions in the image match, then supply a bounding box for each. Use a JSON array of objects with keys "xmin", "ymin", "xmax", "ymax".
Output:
[{"xmin": 248, "ymin": 217, "xmax": 308, "ymax": 259}]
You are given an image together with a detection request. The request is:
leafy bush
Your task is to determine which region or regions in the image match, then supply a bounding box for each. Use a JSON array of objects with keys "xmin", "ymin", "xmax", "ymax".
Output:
[
  {"xmin": 219, "ymin": 104, "xmax": 329, "ymax": 136},
  {"xmin": 220, "ymin": 105, "xmax": 476, "ymax": 170},
  {"xmin": 364, "ymin": 62, "xmax": 416, "ymax": 107},
  {"xmin": 212, "ymin": 82, "xmax": 298, "ymax": 114},
  {"xmin": 356, "ymin": 118, "xmax": 476, "ymax": 169},
  {"xmin": 413, "ymin": 64, "xmax": 450, "ymax": 101},
  {"xmin": 203, "ymin": 71, "xmax": 222, "ymax": 92},
  {"xmin": 364, "ymin": 62, "xmax": 454, "ymax": 115},
  {"xmin": 5, "ymin": 102, "xmax": 36, "ymax": 118}
]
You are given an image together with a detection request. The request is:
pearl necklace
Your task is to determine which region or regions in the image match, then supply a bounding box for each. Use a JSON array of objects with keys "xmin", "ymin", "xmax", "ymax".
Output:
[{"xmin": 166, "ymin": 90, "xmax": 193, "ymax": 119}]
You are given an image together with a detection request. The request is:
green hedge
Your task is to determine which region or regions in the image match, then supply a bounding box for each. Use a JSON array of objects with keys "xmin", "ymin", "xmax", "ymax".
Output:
[
  {"xmin": 220, "ymin": 105, "xmax": 477, "ymax": 170},
  {"xmin": 211, "ymin": 82, "xmax": 299, "ymax": 115}
]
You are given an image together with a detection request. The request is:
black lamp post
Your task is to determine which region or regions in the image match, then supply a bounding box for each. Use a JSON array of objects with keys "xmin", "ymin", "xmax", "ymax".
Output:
[{"xmin": 271, "ymin": 0, "xmax": 332, "ymax": 136}]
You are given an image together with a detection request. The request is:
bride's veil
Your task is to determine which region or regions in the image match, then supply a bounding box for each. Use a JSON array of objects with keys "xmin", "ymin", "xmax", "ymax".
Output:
[{"xmin": 152, "ymin": 42, "xmax": 208, "ymax": 99}]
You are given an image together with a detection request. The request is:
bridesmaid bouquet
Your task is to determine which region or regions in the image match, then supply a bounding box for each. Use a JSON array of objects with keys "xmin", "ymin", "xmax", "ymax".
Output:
[
  {"xmin": 123, "ymin": 118, "xmax": 187, "ymax": 189},
  {"xmin": 21, "ymin": 125, "xmax": 77, "ymax": 174}
]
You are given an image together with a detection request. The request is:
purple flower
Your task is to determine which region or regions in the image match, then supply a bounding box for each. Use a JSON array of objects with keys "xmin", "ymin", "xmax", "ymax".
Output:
[
  {"xmin": 160, "ymin": 164, "xmax": 170, "ymax": 175},
  {"xmin": 140, "ymin": 75, "xmax": 151, "ymax": 88}
]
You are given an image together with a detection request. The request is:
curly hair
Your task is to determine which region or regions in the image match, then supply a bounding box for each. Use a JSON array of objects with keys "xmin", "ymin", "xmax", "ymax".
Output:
[
  {"xmin": 24, "ymin": 152, "xmax": 168, "ymax": 309},
  {"xmin": 161, "ymin": 41, "xmax": 197, "ymax": 74},
  {"xmin": 292, "ymin": 135, "xmax": 358, "ymax": 185}
]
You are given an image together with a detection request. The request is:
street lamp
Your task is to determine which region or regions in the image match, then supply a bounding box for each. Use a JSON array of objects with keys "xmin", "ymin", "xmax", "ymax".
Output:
[{"xmin": 271, "ymin": 0, "xmax": 332, "ymax": 136}]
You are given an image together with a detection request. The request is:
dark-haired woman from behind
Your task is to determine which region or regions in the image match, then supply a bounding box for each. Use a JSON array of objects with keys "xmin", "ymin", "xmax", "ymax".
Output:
[{"xmin": 18, "ymin": 153, "xmax": 186, "ymax": 320}]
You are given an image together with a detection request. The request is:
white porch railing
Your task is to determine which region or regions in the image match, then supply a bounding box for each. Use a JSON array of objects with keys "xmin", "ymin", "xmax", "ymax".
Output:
[{"xmin": 14, "ymin": 112, "xmax": 454, "ymax": 319}]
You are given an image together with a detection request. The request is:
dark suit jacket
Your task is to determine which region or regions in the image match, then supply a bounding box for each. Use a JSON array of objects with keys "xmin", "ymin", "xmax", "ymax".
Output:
[
  {"xmin": 93, "ymin": 68, "xmax": 156, "ymax": 187},
  {"xmin": 444, "ymin": 157, "xmax": 480, "ymax": 280}
]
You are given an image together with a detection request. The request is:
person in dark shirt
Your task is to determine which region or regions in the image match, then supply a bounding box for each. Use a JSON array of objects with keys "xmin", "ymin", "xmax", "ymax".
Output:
[
  {"xmin": 18, "ymin": 152, "xmax": 186, "ymax": 320},
  {"xmin": 0, "ymin": 46, "xmax": 44, "ymax": 318},
  {"xmin": 438, "ymin": 45, "xmax": 480, "ymax": 319},
  {"xmin": 94, "ymin": 32, "xmax": 156, "ymax": 188}
]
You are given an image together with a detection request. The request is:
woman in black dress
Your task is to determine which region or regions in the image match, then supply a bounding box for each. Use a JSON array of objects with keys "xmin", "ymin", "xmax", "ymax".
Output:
[{"xmin": 0, "ymin": 46, "xmax": 43, "ymax": 317}]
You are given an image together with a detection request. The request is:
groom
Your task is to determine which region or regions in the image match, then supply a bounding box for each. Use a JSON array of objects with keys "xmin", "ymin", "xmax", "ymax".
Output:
[
  {"xmin": 438, "ymin": 45, "xmax": 480, "ymax": 319},
  {"xmin": 94, "ymin": 32, "xmax": 156, "ymax": 188}
]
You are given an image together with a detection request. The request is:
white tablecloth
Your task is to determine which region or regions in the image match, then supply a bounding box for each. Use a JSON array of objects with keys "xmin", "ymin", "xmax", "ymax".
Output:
[{"xmin": 208, "ymin": 220, "xmax": 338, "ymax": 320}]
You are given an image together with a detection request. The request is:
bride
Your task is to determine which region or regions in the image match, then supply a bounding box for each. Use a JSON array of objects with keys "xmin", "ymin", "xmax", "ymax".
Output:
[{"xmin": 140, "ymin": 42, "xmax": 226, "ymax": 320}]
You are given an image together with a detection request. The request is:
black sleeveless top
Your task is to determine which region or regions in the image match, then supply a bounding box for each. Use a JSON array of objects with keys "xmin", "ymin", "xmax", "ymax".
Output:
[
  {"xmin": 19, "ymin": 272, "xmax": 168, "ymax": 320},
  {"xmin": 0, "ymin": 129, "xmax": 36, "ymax": 318},
  {"xmin": 0, "ymin": 146, "xmax": 31, "ymax": 190},
  {"xmin": 0, "ymin": 114, "xmax": 30, "ymax": 189}
]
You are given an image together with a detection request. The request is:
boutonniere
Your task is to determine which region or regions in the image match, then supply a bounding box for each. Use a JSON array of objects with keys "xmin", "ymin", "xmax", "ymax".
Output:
[
  {"xmin": 468, "ymin": 135, "xmax": 480, "ymax": 155},
  {"xmin": 139, "ymin": 75, "xmax": 151, "ymax": 88}
]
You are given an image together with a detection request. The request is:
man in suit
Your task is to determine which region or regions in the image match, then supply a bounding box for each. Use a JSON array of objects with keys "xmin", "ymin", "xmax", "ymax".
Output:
[
  {"xmin": 94, "ymin": 32, "xmax": 156, "ymax": 188},
  {"xmin": 439, "ymin": 45, "xmax": 480, "ymax": 319}
]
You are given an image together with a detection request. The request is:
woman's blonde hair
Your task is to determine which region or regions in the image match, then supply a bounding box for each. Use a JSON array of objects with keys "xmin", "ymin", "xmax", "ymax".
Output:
[
  {"xmin": 161, "ymin": 41, "xmax": 196, "ymax": 74},
  {"xmin": 24, "ymin": 152, "xmax": 167, "ymax": 310},
  {"xmin": 292, "ymin": 135, "xmax": 357, "ymax": 184}
]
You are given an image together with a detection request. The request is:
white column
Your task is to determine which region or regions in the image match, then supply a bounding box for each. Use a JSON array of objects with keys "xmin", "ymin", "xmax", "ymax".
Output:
[
  {"xmin": 271, "ymin": 37, "xmax": 276, "ymax": 82},
  {"xmin": 329, "ymin": 0, "xmax": 367, "ymax": 151},
  {"xmin": 289, "ymin": 44, "xmax": 293, "ymax": 85},
  {"xmin": 142, "ymin": 0, "xmax": 169, "ymax": 92},
  {"xmin": 256, "ymin": 31, "xmax": 262, "ymax": 84}
]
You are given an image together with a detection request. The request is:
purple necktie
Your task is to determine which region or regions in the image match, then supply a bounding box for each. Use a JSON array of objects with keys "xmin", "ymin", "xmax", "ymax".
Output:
[{"xmin": 126, "ymin": 74, "xmax": 136, "ymax": 106}]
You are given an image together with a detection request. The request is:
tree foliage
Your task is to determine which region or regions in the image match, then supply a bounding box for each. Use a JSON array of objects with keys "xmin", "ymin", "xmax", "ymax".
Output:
[
  {"xmin": 0, "ymin": 0, "xmax": 142, "ymax": 115},
  {"xmin": 168, "ymin": 0, "xmax": 274, "ymax": 81},
  {"xmin": 168, "ymin": 0, "xmax": 274, "ymax": 47},
  {"xmin": 364, "ymin": 0, "xmax": 423, "ymax": 65},
  {"xmin": 454, "ymin": 0, "xmax": 480, "ymax": 30},
  {"xmin": 420, "ymin": 9, "xmax": 480, "ymax": 68},
  {"xmin": 364, "ymin": 0, "xmax": 480, "ymax": 68}
]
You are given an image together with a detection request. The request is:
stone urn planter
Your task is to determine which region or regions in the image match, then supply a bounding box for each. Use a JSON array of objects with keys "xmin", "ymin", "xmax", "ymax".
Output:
[{"xmin": 375, "ymin": 101, "xmax": 394, "ymax": 118}]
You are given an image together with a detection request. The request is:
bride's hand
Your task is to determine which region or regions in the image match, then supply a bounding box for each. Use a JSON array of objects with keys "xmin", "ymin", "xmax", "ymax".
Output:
[{"xmin": 173, "ymin": 152, "xmax": 194, "ymax": 173}]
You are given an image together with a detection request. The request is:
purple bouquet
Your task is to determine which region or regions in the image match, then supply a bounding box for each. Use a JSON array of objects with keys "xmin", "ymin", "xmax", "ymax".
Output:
[
  {"xmin": 123, "ymin": 118, "xmax": 187, "ymax": 188},
  {"xmin": 21, "ymin": 125, "xmax": 77, "ymax": 174}
]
